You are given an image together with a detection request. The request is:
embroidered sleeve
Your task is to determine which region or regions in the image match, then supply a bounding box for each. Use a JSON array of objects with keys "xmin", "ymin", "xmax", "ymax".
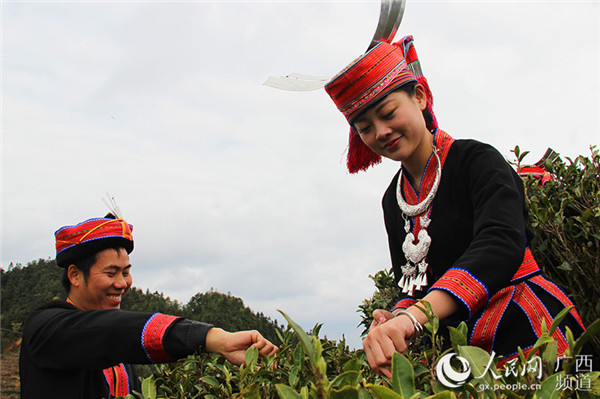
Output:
[
  {"xmin": 393, "ymin": 298, "xmax": 417, "ymax": 311},
  {"xmin": 433, "ymin": 142, "xmax": 527, "ymax": 319},
  {"xmin": 429, "ymin": 268, "xmax": 489, "ymax": 319},
  {"xmin": 141, "ymin": 313, "xmax": 181, "ymax": 363},
  {"xmin": 163, "ymin": 319, "xmax": 214, "ymax": 358}
]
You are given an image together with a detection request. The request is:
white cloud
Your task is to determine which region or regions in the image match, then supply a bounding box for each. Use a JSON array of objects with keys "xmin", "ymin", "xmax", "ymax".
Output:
[{"xmin": 2, "ymin": 1, "xmax": 598, "ymax": 349}]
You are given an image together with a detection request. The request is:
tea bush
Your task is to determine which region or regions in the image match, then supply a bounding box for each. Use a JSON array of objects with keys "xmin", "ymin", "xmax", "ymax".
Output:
[
  {"xmin": 123, "ymin": 147, "xmax": 600, "ymax": 398},
  {"xmin": 122, "ymin": 309, "xmax": 600, "ymax": 398},
  {"xmin": 515, "ymin": 146, "xmax": 600, "ymax": 356}
]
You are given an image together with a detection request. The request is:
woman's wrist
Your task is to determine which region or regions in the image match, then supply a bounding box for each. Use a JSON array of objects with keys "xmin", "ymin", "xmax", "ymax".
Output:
[{"xmin": 395, "ymin": 309, "xmax": 424, "ymax": 346}]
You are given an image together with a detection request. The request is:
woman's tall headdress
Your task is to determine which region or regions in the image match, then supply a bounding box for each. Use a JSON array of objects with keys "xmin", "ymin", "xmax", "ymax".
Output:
[{"xmin": 265, "ymin": 0, "xmax": 438, "ymax": 173}]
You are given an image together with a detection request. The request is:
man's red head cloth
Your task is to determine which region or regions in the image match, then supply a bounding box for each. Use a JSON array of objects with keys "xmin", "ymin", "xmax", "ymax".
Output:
[
  {"xmin": 324, "ymin": 36, "xmax": 438, "ymax": 174},
  {"xmin": 55, "ymin": 215, "xmax": 134, "ymax": 268}
]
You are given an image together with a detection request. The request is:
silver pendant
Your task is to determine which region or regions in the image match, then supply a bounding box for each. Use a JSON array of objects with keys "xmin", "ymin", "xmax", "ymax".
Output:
[
  {"xmin": 396, "ymin": 145, "xmax": 441, "ymax": 295},
  {"xmin": 399, "ymin": 212, "xmax": 432, "ymax": 295}
]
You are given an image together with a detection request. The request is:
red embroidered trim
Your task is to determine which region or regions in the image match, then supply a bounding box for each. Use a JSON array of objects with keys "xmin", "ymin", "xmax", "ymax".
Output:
[
  {"xmin": 403, "ymin": 131, "xmax": 453, "ymax": 203},
  {"xmin": 431, "ymin": 268, "xmax": 488, "ymax": 318},
  {"xmin": 55, "ymin": 218, "xmax": 133, "ymax": 254},
  {"xmin": 402, "ymin": 130, "xmax": 454, "ymax": 233},
  {"xmin": 512, "ymin": 283, "xmax": 569, "ymax": 354},
  {"xmin": 393, "ymin": 298, "xmax": 417, "ymax": 310},
  {"xmin": 326, "ymin": 42, "xmax": 409, "ymax": 121},
  {"xmin": 341, "ymin": 63, "xmax": 410, "ymax": 117},
  {"xmin": 529, "ymin": 275, "xmax": 586, "ymax": 331},
  {"xmin": 471, "ymin": 286, "xmax": 515, "ymax": 352},
  {"xmin": 102, "ymin": 368, "xmax": 113, "ymax": 397},
  {"xmin": 510, "ymin": 248, "xmax": 540, "ymax": 282},
  {"xmin": 103, "ymin": 363, "xmax": 129, "ymax": 397},
  {"xmin": 142, "ymin": 313, "xmax": 180, "ymax": 363}
]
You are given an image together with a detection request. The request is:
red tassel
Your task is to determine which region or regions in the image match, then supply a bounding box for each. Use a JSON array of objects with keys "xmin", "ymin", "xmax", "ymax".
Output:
[{"xmin": 347, "ymin": 128, "xmax": 382, "ymax": 174}]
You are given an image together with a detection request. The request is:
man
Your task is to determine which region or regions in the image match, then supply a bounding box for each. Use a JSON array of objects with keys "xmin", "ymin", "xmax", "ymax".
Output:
[{"xmin": 19, "ymin": 214, "xmax": 277, "ymax": 398}]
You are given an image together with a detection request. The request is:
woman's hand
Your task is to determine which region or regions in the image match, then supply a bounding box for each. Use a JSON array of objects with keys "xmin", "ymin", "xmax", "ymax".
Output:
[
  {"xmin": 362, "ymin": 313, "xmax": 416, "ymax": 378},
  {"xmin": 370, "ymin": 309, "xmax": 395, "ymax": 329},
  {"xmin": 205, "ymin": 328, "xmax": 278, "ymax": 365}
]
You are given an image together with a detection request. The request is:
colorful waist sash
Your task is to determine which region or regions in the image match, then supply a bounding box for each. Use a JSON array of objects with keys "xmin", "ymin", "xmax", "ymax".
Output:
[{"xmin": 510, "ymin": 247, "xmax": 540, "ymax": 284}]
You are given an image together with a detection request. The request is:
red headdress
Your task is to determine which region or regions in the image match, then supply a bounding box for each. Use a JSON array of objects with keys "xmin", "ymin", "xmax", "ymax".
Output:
[
  {"xmin": 55, "ymin": 215, "xmax": 134, "ymax": 267},
  {"xmin": 325, "ymin": 36, "xmax": 437, "ymax": 173}
]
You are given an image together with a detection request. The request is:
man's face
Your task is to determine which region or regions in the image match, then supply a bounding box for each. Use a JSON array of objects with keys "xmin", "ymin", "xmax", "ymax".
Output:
[{"xmin": 78, "ymin": 247, "xmax": 132, "ymax": 310}]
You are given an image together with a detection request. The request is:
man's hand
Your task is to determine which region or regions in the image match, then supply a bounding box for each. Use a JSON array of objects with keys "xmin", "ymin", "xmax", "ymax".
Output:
[
  {"xmin": 205, "ymin": 328, "xmax": 278, "ymax": 365},
  {"xmin": 362, "ymin": 313, "xmax": 415, "ymax": 379}
]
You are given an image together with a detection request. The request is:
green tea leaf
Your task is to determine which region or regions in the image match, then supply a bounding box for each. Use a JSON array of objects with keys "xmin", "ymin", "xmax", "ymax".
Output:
[
  {"xmin": 526, "ymin": 335, "xmax": 553, "ymax": 361},
  {"xmin": 574, "ymin": 318, "xmax": 600, "ymax": 356},
  {"xmin": 462, "ymin": 383, "xmax": 481, "ymax": 399},
  {"xmin": 588, "ymin": 372, "xmax": 600, "ymax": 396},
  {"xmin": 541, "ymin": 339, "xmax": 558, "ymax": 371},
  {"xmin": 457, "ymin": 322, "xmax": 468, "ymax": 338},
  {"xmin": 343, "ymin": 358, "xmax": 362, "ymax": 373},
  {"xmin": 447, "ymin": 326, "xmax": 467, "ymax": 352},
  {"xmin": 279, "ymin": 310, "xmax": 315, "ymax": 364},
  {"xmin": 330, "ymin": 386, "xmax": 360, "ymax": 399},
  {"xmin": 141, "ymin": 376, "xmax": 157, "ymax": 399},
  {"xmin": 549, "ymin": 306, "xmax": 574, "ymax": 336},
  {"xmin": 293, "ymin": 343, "xmax": 304, "ymax": 367},
  {"xmin": 391, "ymin": 352, "xmax": 415, "ymax": 398},
  {"xmin": 244, "ymin": 346, "xmax": 258, "ymax": 371},
  {"xmin": 556, "ymin": 262, "xmax": 571, "ymax": 271},
  {"xmin": 330, "ymin": 370, "xmax": 361, "ymax": 389},
  {"xmin": 275, "ymin": 384, "xmax": 302, "ymax": 399},
  {"xmin": 199, "ymin": 376, "xmax": 220, "ymax": 387},
  {"xmin": 366, "ymin": 384, "xmax": 404, "ymax": 398},
  {"xmin": 239, "ymin": 383, "xmax": 262, "ymax": 399},
  {"xmin": 358, "ymin": 387, "xmax": 374, "ymax": 399},
  {"xmin": 288, "ymin": 367, "xmax": 299, "ymax": 388},
  {"xmin": 457, "ymin": 346, "xmax": 498, "ymax": 391},
  {"xmin": 311, "ymin": 336, "xmax": 324, "ymax": 370},
  {"xmin": 532, "ymin": 372, "xmax": 563, "ymax": 399}
]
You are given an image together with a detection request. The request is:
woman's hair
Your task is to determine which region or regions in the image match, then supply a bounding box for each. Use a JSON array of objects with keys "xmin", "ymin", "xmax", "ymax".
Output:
[
  {"xmin": 394, "ymin": 81, "xmax": 435, "ymax": 130},
  {"xmin": 352, "ymin": 81, "xmax": 435, "ymax": 132}
]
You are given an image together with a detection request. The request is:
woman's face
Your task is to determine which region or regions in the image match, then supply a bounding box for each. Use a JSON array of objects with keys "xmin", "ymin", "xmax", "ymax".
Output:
[{"xmin": 353, "ymin": 85, "xmax": 430, "ymax": 165}]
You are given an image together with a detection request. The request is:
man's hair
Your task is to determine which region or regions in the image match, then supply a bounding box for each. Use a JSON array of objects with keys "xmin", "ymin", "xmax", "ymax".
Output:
[{"xmin": 60, "ymin": 247, "xmax": 122, "ymax": 294}]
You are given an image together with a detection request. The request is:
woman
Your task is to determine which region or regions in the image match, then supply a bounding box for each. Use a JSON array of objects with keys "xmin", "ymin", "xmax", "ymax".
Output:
[{"xmin": 324, "ymin": 36, "xmax": 586, "ymax": 378}]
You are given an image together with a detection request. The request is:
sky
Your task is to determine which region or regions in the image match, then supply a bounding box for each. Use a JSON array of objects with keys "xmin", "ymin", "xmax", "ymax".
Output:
[{"xmin": 2, "ymin": 0, "xmax": 599, "ymax": 349}]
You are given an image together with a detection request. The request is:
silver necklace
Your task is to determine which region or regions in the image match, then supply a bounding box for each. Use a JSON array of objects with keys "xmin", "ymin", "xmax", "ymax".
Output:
[{"xmin": 396, "ymin": 148, "xmax": 441, "ymax": 296}]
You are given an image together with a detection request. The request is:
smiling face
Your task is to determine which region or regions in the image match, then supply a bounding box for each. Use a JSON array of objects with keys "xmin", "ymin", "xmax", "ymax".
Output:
[
  {"xmin": 353, "ymin": 84, "xmax": 433, "ymax": 170},
  {"xmin": 68, "ymin": 247, "xmax": 132, "ymax": 310}
]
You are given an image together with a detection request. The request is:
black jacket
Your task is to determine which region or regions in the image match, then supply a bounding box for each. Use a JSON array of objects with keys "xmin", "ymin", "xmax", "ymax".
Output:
[
  {"xmin": 20, "ymin": 300, "xmax": 212, "ymax": 398},
  {"xmin": 383, "ymin": 133, "xmax": 585, "ymax": 361}
]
